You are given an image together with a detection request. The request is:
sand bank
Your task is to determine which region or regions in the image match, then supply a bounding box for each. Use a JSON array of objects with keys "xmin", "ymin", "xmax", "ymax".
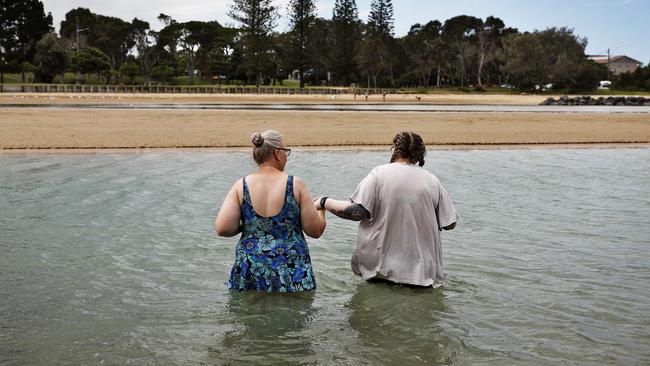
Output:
[{"xmin": 1, "ymin": 107, "xmax": 648, "ymax": 150}]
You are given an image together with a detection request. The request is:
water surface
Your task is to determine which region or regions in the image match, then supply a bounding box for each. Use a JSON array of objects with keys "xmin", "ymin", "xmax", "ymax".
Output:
[{"xmin": 1, "ymin": 149, "xmax": 649, "ymax": 365}]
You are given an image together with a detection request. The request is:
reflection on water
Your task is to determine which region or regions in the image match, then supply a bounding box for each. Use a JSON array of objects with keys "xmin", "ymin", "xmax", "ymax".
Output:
[
  {"xmin": 346, "ymin": 282, "xmax": 457, "ymax": 364},
  {"xmin": 214, "ymin": 292, "xmax": 316, "ymax": 364},
  {"xmin": 1, "ymin": 149, "xmax": 649, "ymax": 365}
]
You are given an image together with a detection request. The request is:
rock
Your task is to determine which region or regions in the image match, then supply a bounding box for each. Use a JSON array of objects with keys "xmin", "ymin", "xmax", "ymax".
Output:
[{"xmin": 538, "ymin": 95, "xmax": 650, "ymax": 107}]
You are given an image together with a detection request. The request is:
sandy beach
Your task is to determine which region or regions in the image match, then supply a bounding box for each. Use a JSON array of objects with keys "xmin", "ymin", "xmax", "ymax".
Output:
[{"xmin": 1, "ymin": 92, "xmax": 649, "ymax": 150}]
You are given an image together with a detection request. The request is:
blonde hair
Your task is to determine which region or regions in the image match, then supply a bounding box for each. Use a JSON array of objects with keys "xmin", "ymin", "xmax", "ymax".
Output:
[{"xmin": 250, "ymin": 130, "xmax": 284, "ymax": 164}]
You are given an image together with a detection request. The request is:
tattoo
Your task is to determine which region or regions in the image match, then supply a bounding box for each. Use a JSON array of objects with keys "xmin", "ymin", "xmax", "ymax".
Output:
[{"xmin": 330, "ymin": 203, "xmax": 370, "ymax": 222}]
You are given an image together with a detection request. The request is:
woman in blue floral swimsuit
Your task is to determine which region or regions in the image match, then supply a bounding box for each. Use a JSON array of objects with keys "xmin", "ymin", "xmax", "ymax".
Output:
[{"xmin": 215, "ymin": 130, "xmax": 326, "ymax": 292}]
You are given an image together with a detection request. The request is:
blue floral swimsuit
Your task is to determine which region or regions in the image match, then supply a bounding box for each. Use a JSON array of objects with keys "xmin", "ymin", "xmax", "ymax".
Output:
[{"xmin": 227, "ymin": 176, "xmax": 316, "ymax": 292}]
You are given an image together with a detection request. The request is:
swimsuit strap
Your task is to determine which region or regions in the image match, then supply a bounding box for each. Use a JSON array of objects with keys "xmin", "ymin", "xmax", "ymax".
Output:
[
  {"xmin": 242, "ymin": 177, "xmax": 252, "ymax": 205},
  {"xmin": 286, "ymin": 175, "xmax": 294, "ymax": 197}
]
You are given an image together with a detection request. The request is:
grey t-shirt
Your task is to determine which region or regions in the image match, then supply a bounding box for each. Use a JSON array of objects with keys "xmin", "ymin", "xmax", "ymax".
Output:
[{"xmin": 350, "ymin": 162, "xmax": 457, "ymax": 287}]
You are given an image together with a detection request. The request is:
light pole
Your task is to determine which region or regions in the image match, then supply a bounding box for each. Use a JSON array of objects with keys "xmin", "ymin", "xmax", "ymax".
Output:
[
  {"xmin": 607, "ymin": 48, "xmax": 610, "ymax": 81},
  {"xmin": 75, "ymin": 16, "xmax": 89, "ymax": 84}
]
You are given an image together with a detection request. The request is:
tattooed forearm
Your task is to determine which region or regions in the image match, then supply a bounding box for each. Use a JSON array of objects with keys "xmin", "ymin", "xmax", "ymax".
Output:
[{"xmin": 330, "ymin": 204, "xmax": 370, "ymax": 222}]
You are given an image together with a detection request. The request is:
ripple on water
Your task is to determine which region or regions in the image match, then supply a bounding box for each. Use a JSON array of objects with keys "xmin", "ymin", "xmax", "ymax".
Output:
[{"xmin": 1, "ymin": 149, "xmax": 649, "ymax": 365}]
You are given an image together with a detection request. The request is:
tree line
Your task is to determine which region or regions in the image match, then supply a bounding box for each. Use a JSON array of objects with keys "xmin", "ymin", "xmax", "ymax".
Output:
[{"xmin": 1, "ymin": 0, "xmax": 649, "ymax": 91}]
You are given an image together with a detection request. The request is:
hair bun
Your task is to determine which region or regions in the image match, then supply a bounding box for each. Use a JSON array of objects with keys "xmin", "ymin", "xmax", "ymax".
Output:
[{"xmin": 251, "ymin": 133, "xmax": 264, "ymax": 147}]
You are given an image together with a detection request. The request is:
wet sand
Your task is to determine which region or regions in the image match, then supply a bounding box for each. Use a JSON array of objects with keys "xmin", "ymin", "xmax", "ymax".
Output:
[{"xmin": 1, "ymin": 107, "xmax": 649, "ymax": 150}]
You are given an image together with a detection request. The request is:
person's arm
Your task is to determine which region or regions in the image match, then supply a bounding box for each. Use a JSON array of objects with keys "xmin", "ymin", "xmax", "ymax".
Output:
[
  {"xmin": 316, "ymin": 197, "xmax": 370, "ymax": 222},
  {"xmin": 295, "ymin": 177, "xmax": 326, "ymax": 238},
  {"xmin": 442, "ymin": 222, "xmax": 456, "ymax": 231},
  {"xmin": 215, "ymin": 180, "xmax": 243, "ymax": 237},
  {"xmin": 435, "ymin": 181, "xmax": 458, "ymax": 232}
]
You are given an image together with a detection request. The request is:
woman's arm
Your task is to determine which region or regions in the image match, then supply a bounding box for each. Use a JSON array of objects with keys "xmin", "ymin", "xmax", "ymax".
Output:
[
  {"xmin": 294, "ymin": 177, "xmax": 326, "ymax": 238},
  {"xmin": 215, "ymin": 180, "xmax": 243, "ymax": 237},
  {"xmin": 442, "ymin": 222, "xmax": 456, "ymax": 231},
  {"xmin": 316, "ymin": 197, "xmax": 370, "ymax": 222}
]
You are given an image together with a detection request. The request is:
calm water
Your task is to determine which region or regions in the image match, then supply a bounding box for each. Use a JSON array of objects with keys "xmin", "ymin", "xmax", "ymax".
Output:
[{"xmin": 1, "ymin": 149, "xmax": 649, "ymax": 365}]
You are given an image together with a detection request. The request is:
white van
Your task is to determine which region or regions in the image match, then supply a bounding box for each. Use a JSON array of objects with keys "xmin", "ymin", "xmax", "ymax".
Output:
[{"xmin": 599, "ymin": 80, "xmax": 612, "ymax": 89}]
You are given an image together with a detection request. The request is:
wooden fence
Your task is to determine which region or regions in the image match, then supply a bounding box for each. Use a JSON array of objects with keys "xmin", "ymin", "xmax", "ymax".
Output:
[{"xmin": 0, "ymin": 83, "xmax": 397, "ymax": 95}]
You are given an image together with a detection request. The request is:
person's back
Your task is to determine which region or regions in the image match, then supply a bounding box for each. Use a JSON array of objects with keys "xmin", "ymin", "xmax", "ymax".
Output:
[
  {"xmin": 315, "ymin": 131, "xmax": 457, "ymax": 287},
  {"xmin": 232, "ymin": 174, "xmax": 314, "ymax": 291},
  {"xmin": 353, "ymin": 162, "xmax": 456, "ymax": 287},
  {"xmin": 215, "ymin": 130, "xmax": 325, "ymax": 292}
]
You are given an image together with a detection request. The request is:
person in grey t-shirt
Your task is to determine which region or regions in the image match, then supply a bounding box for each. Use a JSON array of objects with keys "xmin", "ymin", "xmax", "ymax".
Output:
[{"xmin": 315, "ymin": 131, "xmax": 457, "ymax": 287}]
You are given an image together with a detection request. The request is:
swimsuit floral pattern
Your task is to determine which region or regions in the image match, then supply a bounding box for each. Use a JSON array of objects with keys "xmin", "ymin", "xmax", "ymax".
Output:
[{"xmin": 227, "ymin": 176, "xmax": 316, "ymax": 292}]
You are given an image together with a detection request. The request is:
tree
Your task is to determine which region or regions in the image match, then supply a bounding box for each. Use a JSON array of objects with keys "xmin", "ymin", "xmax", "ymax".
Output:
[
  {"xmin": 119, "ymin": 57, "xmax": 140, "ymax": 84},
  {"xmin": 70, "ymin": 47, "xmax": 111, "ymax": 82},
  {"xmin": 614, "ymin": 63, "xmax": 650, "ymax": 91},
  {"xmin": 475, "ymin": 16, "xmax": 505, "ymax": 88},
  {"xmin": 92, "ymin": 15, "xmax": 136, "ymax": 70},
  {"xmin": 503, "ymin": 27, "xmax": 587, "ymax": 90},
  {"xmin": 330, "ymin": 0, "xmax": 361, "ymax": 85},
  {"xmin": 0, "ymin": 0, "xmax": 53, "ymax": 82},
  {"xmin": 159, "ymin": 20, "xmax": 232, "ymax": 84},
  {"xmin": 34, "ymin": 33, "xmax": 67, "ymax": 83},
  {"xmin": 306, "ymin": 18, "xmax": 332, "ymax": 85},
  {"xmin": 60, "ymin": 9, "xmax": 142, "ymax": 70},
  {"xmin": 287, "ymin": 0, "xmax": 316, "ymax": 88},
  {"xmin": 128, "ymin": 18, "xmax": 159, "ymax": 83},
  {"xmin": 151, "ymin": 65, "xmax": 175, "ymax": 82},
  {"xmin": 441, "ymin": 15, "xmax": 481, "ymax": 87},
  {"xmin": 571, "ymin": 60, "xmax": 606, "ymax": 92},
  {"xmin": 59, "ymin": 8, "xmax": 97, "ymax": 51},
  {"xmin": 360, "ymin": 0, "xmax": 395, "ymax": 87},
  {"xmin": 402, "ymin": 20, "xmax": 442, "ymax": 87},
  {"xmin": 58, "ymin": 7, "xmax": 94, "ymax": 50},
  {"xmin": 228, "ymin": 0, "xmax": 277, "ymax": 88},
  {"xmin": 369, "ymin": 0, "xmax": 394, "ymax": 36}
]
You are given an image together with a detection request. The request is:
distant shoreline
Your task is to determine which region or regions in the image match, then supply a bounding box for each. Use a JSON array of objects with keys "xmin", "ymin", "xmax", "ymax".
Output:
[
  {"xmin": 2, "ymin": 143, "xmax": 650, "ymax": 154},
  {"xmin": 0, "ymin": 92, "xmax": 552, "ymax": 106}
]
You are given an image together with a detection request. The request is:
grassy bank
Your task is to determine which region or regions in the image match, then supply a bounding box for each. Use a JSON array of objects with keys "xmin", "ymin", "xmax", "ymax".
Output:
[{"xmin": 2, "ymin": 72, "xmax": 650, "ymax": 96}]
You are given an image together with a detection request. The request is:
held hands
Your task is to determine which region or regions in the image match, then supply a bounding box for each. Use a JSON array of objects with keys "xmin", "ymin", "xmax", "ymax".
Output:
[{"xmin": 313, "ymin": 196, "xmax": 329, "ymax": 210}]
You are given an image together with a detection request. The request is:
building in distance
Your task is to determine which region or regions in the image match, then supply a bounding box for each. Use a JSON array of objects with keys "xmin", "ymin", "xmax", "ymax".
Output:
[{"xmin": 588, "ymin": 55, "xmax": 643, "ymax": 75}]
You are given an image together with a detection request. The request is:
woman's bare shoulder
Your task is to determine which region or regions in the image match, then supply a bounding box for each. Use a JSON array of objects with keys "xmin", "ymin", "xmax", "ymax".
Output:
[
  {"xmin": 230, "ymin": 178, "xmax": 244, "ymax": 198},
  {"xmin": 292, "ymin": 176, "xmax": 308, "ymax": 200}
]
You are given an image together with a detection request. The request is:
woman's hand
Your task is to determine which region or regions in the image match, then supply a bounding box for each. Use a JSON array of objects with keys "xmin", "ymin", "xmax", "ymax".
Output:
[{"xmin": 313, "ymin": 196, "xmax": 326, "ymax": 210}]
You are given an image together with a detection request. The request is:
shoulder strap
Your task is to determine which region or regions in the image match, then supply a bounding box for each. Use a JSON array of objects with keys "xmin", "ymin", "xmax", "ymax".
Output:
[
  {"xmin": 242, "ymin": 177, "xmax": 252, "ymax": 204},
  {"xmin": 286, "ymin": 175, "xmax": 294, "ymax": 197}
]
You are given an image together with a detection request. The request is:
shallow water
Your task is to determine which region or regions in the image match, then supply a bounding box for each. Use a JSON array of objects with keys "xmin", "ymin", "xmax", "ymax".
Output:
[{"xmin": 1, "ymin": 149, "xmax": 649, "ymax": 365}]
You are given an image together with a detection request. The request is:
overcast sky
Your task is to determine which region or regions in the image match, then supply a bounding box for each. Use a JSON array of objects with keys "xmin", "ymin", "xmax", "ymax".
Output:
[{"xmin": 41, "ymin": 0, "xmax": 650, "ymax": 64}]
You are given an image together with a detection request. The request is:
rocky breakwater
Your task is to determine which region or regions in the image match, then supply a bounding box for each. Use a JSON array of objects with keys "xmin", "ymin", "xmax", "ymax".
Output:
[{"xmin": 541, "ymin": 96, "xmax": 650, "ymax": 106}]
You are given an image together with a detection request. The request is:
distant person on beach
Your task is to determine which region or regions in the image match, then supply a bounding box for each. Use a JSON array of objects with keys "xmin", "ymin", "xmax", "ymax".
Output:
[
  {"xmin": 215, "ymin": 130, "xmax": 326, "ymax": 292},
  {"xmin": 315, "ymin": 131, "xmax": 457, "ymax": 287}
]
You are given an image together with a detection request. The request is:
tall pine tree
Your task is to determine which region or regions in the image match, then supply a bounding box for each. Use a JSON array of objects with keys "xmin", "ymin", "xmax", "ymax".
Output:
[
  {"xmin": 331, "ymin": 0, "xmax": 360, "ymax": 86},
  {"xmin": 287, "ymin": 0, "xmax": 316, "ymax": 88},
  {"xmin": 228, "ymin": 0, "xmax": 277, "ymax": 87},
  {"xmin": 361, "ymin": 0, "xmax": 395, "ymax": 87},
  {"xmin": 368, "ymin": 0, "xmax": 394, "ymax": 36}
]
